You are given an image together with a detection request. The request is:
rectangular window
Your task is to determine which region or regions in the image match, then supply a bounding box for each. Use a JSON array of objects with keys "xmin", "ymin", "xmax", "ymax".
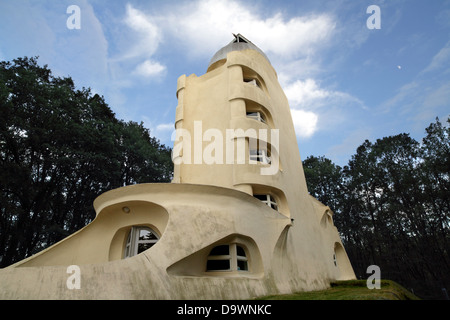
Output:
[
  {"xmin": 206, "ymin": 244, "xmax": 248, "ymax": 272},
  {"xmin": 249, "ymin": 149, "xmax": 271, "ymax": 164},
  {"xmin": 246, "ymin": 111, "xmax": 266, "ymax": 124}
]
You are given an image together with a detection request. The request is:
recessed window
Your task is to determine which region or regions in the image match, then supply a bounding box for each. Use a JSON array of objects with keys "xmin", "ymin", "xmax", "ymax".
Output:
[
  {"xmin": 244, "ymin": 78, "xmax": 261, "ymax": 88},
  {"xmin": 254, "ymin": 194, "xmax": 278, "ymax": 211},
  {"xmin": 246, "ymin": 111, "xmax": 266, "ymax": 124},
  {"xmin": 236, "ymin": 246, "xmax": 248, "ymax": 271},
  {"xmin": 241, "ymin": 65, "xmax": 267, "ymax": 95},
  {"xmin": 206, "ymin": 244, "xmax": 248, "ymax": 272},
  {"xmin": 123, "ymin": 226, "xmax": 159, "ymax": 258},
  {"xmin": 249, "ymin": 148, "xmax": 271, "ymax": 164}
]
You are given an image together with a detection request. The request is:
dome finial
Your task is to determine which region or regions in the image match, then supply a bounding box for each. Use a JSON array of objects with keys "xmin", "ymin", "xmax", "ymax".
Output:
[{"xmin": 208, "ymin": 33, "xmax": 271, "ymax": 70}]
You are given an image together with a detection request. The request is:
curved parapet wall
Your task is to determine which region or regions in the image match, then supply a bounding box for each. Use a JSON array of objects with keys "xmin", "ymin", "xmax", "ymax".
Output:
[{"xmin": 0, "ymin": 183, "xmax": 352, "ymax": 299}]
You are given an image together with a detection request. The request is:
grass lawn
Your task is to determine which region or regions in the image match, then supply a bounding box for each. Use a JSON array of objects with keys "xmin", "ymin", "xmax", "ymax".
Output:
[{"xmin": 256, "ymin": 280, "xmax": 420, "ymax": 300}]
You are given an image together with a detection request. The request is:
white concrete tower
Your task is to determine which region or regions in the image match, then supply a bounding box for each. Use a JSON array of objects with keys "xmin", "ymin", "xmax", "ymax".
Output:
[{"xmin": 172, "ymin": 34, "xmax": 311, "ymax": 221}]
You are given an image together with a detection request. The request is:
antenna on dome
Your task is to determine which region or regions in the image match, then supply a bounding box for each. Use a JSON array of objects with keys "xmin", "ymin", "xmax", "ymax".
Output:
[{"xmin": 231, "ymin": 33, "xmax": 249, "ymax": 43}]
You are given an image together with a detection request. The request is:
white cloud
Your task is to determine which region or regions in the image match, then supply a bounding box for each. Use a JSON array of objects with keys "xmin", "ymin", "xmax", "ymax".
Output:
[
  {"xmin": 284, "ymin": 78, "xmax": 365, "ymax": 111},
  {"xmin": 419, "ymin": 83, "xmax": 450, "ymax": 121},
  {"xmin": 160, "ymin": 0, "xmax": 335, "ymax": 59},
  {"xmin": 284, "ymin": 79, "xmax": 329, "ymax": 109},
  {"xmin": 150, "ymin": 122, "xmax": 175, "ymax": 146},
  {"xmin": 155, "ymin": 123, "xmax": 174, "ymax": 132},
  {"xmin": 421, "ymin": 40, "xmax": 450, "ymax": 74},
  {"xmin": 290, "ymin": 109, "xmax": 318, "ymax": 139},
  {"xmin": 282, "ymin": 78, "xmax": 367, "ymax": 138},
  {"xmin": 133, "ymin": 60, "xmax": 166, "ymax": 77},
  {"xmin": 381, "ymin": 81, "xmax": 419, "ymax": 113},
  {"xmin": 56, "ymin": 1, "xmax": 109, "ymax": 83},
  {"xmin": 107, "ymin": 3, "xmax": 166, "ymax": 87},
  {"xmin": 120, "ymin": 4, "xmax": 162, "ymax": 60}
]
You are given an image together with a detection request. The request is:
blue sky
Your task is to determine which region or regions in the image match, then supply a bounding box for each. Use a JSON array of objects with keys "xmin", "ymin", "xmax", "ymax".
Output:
[{"xmin": 1, "ymin": 0, "xmax": 449, "ymax": 166}]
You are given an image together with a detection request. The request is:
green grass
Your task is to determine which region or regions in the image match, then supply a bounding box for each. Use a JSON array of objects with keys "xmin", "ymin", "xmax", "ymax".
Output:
[{"xmin": 256, "ymin": 280, "xmax": 420, "ymax": 300}]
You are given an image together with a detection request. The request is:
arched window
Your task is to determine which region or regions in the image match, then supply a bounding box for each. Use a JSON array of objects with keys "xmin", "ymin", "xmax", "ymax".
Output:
[
  {"xmin": 123, "ymin": 226, "xmax": 159, "ymax": 258},
  {"xmin": 206, "ymin": 244, "xmax": 248, "ymax": 272}
]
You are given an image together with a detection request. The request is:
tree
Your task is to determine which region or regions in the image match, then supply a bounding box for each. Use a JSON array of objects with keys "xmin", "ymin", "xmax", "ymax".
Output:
[
  {"xmin": 0, "ymin": 57, "xmax": 173, "ymax": 267},
  {"xmin": 303, "ymin": 155, "xmax": 344, "ymax": 214},
  {"xmin": 303, "ymin": 117, "xmax": 450, "ymax": 299}
]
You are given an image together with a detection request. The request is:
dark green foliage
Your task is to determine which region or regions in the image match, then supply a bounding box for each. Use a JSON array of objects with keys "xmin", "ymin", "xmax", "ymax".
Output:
[
  {"xmin": 0, "ymin": 57, "xmax": 173, "ymax": 267},
  {"xmin": 303, "ymin": 117, "xmax": 450, "ymax": 299}
]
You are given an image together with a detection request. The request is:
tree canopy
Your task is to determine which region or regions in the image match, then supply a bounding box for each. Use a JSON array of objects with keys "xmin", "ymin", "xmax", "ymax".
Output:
[
  {"xmin": 0, "ymin": 57, "xmax": 173, "ymax": 267},
  {"xmin": 303, "ymin": 117, "xmax": 450, "ymax": 299}
]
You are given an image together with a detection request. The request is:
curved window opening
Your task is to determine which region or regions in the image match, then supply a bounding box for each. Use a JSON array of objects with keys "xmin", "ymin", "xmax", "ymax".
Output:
[
  {"xmin": 246, "ymin": 111, "xmax": 267, "ymax": 124},
  {"xmin": 206, "ymin": 244, "xmax": 248, "ymax": 272},
  {"xmin": 251, "ymin": 186, "xmax": 288, "ymax": 217},
  {"xmin": 244, "ymin": 78, "xmax": 262, "ymax": 89},
  {"xmin": 249, "ymin": 148, "xmax": 271, "ymax": 164},
  {"xmin": 334, "ymin": 242, "xmax": 356, "ymax": 280},
  {"xmin": 244, "ymin": 100, "xmax": 273, "ymax": 128},
  {"xmin": 123, "ymin": 226, "xmax": 159, "ymax": 258},
  {"xmin": 254, "ymin": 194, "xmax": 278, "ymax": 211},
  {"xmin": 241, "ymin": 65, "xmax": 268, "ymax": 96},
  {"xmin": 248, "ymin": 138, "xmax": 272, "ymax": 165}
]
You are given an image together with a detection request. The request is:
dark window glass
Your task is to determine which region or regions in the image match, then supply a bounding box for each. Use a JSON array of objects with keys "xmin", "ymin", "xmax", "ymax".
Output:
[
  {"xmin": 139, "ymin": 229, "xmax": 158, "ymax": 241},
  {"xmin": 209, "ymin": 245, "xmax": 229, "ymax": 256},
  {"xmin": 236, "ymin": 246, "xmax": 246, "ymax": 257},
  {"xmin": 137, "ymin": 242, "xmax": 155, "ymax": 254},
  {"xmin": 237, "ymin": 260, "xmax": 248, "ymax": 271},
  {"xmin": 207, "ymin": 259, "xmax": 230, "ymax": 271},
  {"xmin": 254, "ymin": 194, "xmax": 267, "ymax": 201}
]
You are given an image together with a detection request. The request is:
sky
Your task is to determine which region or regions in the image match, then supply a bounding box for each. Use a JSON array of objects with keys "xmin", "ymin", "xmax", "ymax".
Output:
[{"xmin": 0, "ymin": 0, "xmax": 449, "ymax": 166}]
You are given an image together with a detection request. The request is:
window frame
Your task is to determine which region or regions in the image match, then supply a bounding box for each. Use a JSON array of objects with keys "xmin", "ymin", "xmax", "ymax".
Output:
[
  {"xmin": 206, "ymin": 243, "xmax": 249, "ymax": 272},
  {"xmin": 254, "ymin": 194, "xmax": 278, "ymax": 211},
  {"xmin": 246, "ymin": 111, "xmax": 267, "ymax": 124},
  {"xmin": 123, "ymin": 226, "xmax": 159, "ymax": 259},
  {"xmin": 249, "ymin": 148, "xmax": 271, "ymax": 164}
]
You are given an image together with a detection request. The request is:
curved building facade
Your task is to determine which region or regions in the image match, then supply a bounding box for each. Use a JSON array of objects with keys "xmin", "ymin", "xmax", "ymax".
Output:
[{"xmin": 0, "ymin": 34, "xmax": 355, "ymax": 299}]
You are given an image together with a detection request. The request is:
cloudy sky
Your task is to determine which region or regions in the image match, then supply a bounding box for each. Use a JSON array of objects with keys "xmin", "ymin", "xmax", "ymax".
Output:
[{"xmin": 1, "ymin": 0, "xmax": 449, "ymax": 166}]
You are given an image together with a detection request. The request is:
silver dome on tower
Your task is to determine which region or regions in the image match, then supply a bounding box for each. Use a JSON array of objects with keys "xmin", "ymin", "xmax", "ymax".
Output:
[{"xmin": 208, "ymin": 33, "xmax": 271, "ymax": 69}]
